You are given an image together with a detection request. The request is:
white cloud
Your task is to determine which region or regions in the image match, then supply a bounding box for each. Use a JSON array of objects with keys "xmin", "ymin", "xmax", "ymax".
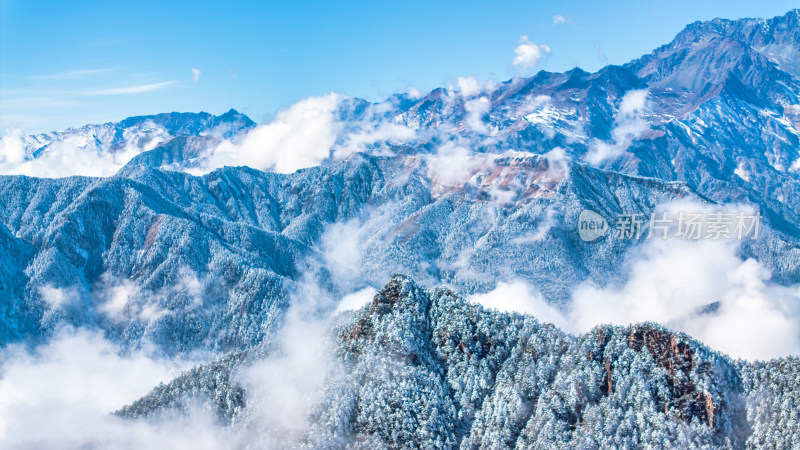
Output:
[
  {"xmin": 405, "ymin": 86, "xmax": 423, "ymax": 99},
  {"xmin": 38, "ymin": 285, "xmax": 73, "ymax": 309},
  {"xmin": 618, "ymin": 89, "xmax": 648, "ymax": 115},
  {"xmin": 0, "ymin": 121, "xmax": 171, "ymax": 177},
  {"xmin": 567, "ymin": 236, "xmax": 800, "ymax": 360},
  {"xmin": 512, "ymin": 36, "xmax": 551, "ymax": 70},
  {"xmin": 426, "ymin": 141, "xmax": 495, "ymax": 188},
  {"xmin": 191, "ymin": 68, "xmax": 201, "ymax": 83},
  {"xmin": 0, "ymin": 256, "xmax": 350, "ymax": 447},
  {"xmin": 196, "ymin": 93, "xmax": 343, "ymax": 174},
  {"xmin": 584, "ymin": 89, "xmax": 650, "ymax": 164},
  {"xmin": 229, "ymin": 235, "xmax": 358, "ymax": 446},
  {"xmin": 469, "ymin": 281, "xmax": 569, "ymax": 329},
  {"xmin": 0, "ymin": 137, "xmax": 127, "ymax": 177},
  {"xmin": 468, "ymin": 199, "xmax": 800, "ymax": 361},
  {"xmin": 552, "ymin": 15, "xmax": 567, "ymax": 26},
  {"xmin": 543, "ymin": 146, "xmax": 569, "ymax": 176},
  {"xmin": 237, "ymin": 307, "xmax": 341, "ymax": 445},
  {"xmin": 511, "ymin": 204, "xmax": 560, "ymax": 244},
  {"xmin": 457, "ymin": 77, "xmax": 481, "ymax": 96},
  {"xmin": 99, "ymin": 279, "xmax": 138, "ymax": 321},
  {"xmin": 0, "ymin": 129, "xmax": 26, "ymax": 166},
  {"xmin": 471, "ymin": 232, "xmax": 800, "ymax": 361},
  {"xmin": 334, "ymin": 287, "xmax": 377, "ymax": 314},
  {"xmin": 3, "ymin": 91, "xmax": 420, "ymax": 177},
  {"xmin": 28, "ymin": 68, "xmax": 115, "ymax": 80},
  {"xmin": 454, "ymin": 76, "xmax": 494, "ymax": 98},
  {"xmin": 86, "ymin": 81, "xmax": 177, "ymax": 96},
  {"xmin": 98, "ymin": 270, "xmax": 205, "ymax": 324},
  {"xmin": 464, "ymin": 96, "xmax": 492, "ymax": 134},
  {"xmin": 0, "ymin": 330, "xmax": 208, "ymax": 448},
  {"xmin": 320, "ymin": 219, "xmax": 367, "ymax": 287},
  {"xmin": 188, "ymin": 85, "xmax": 531, "ymax": 176},
  {"xmin": 332, "ymin": 121, "xmax": 418, "ymax": 160},
  {"xmin": 516, "ymin": 94, "xmax": 551, "ymax": 117}
]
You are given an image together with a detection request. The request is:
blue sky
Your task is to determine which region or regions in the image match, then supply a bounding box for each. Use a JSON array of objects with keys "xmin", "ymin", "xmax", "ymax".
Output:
[{"xmin": 1, "ymin": 0, "xmax": 797, "ymax": 133}]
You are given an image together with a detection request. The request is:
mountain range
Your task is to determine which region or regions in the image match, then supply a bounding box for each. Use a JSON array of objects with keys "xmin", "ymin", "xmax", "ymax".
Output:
[{"xmin": 3, "ymin": 8, "xmax": 800, "ymax": 449}]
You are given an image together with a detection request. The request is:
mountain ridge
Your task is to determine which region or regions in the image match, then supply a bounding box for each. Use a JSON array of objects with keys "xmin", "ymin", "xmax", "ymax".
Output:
[
  {"xmin": 117, "ymin": 274, "xmax": 799, "ymax": 448},
  {"xmin": 3, "ymin": 8, "xmax": 800, "ymax": 448}
]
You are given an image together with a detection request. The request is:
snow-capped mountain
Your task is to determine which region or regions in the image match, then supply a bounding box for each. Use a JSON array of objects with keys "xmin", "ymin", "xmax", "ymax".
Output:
[
  {"xmin": 24, "ymin": 109, "xmax": 254, "ymax": 157},
  {"xmin": 4, "ymin": 10, "xmax": 800, "ymax": 353},
  {"xmin": 2, "ymin": 8, "xmax": 800, "ymax": 449},
  {"xmin": 3, "ymin": 109, "xmax": 254, "ymax": 177},
  {"xmin": 0, "ymin": 151, "xmax": 715, "ymax": 352},
  {"xmin": 117, "ymin": 275, "xmax": 799, "ymax": 448}
]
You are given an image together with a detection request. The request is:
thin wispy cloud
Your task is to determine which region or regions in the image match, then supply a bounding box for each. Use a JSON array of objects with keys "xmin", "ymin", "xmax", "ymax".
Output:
[
  {"xmin": 85, "ymin": 81, "xmax": 177, "ymax": 96},
  {"xmin": 28, "ymin": 68, "xmax": 116, "ymax": 80},
  {"xmin": 191, "ymin": 68, "xmax": 201, "ymax": 83},
  {"xmin": 0, "ymin": 96, "xmax": 79, "ymax": 108},
  {"xmin": 552, "ymin": 14, "xmax": 580, "ymax": 29},
  {"xmin": 595, "ymin": 42, "xmax": 609, "ymax": 66},
  {"xmin": 584, "ymin": 89, "xmax": 650, "ymax": 164}
]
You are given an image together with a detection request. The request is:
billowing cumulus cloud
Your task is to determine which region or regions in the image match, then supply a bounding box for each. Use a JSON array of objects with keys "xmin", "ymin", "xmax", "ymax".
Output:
[
  {"xmin": 1, "ymin": 90, "xmax": 425, "ymax": 178},
  {"xmin": 470, "ymin": 281, "xmax": 568, "ymax": 327},
  {"xmin": 454, "ymin": 76, "xmax": 495, "ymax": 98},
  {"xmin": 469, "ymin": 200, "xmax": 800, "ymax": 361},
  {"xmin": 0, "ymin": 129, "xmax": 26, "ymax": 166},
  {"xmin": 334, "ymin": 287, "xmax": 378, "ymax": 314},
  {"xmin": 197, "ymin": 93, "xmax": 343, "ymax": 174},
  {"xmin": 237, "ymin": 314, "xmax": 341, "ymax": 445},
  {"xmin": 512, "ymin": 36, "xmax": 551, "ymax": 70},
  {"xmin": 0, "ymin": 247, "xmax": 362, "ymax": 447},
  {"xmin": 194, "ymin": 94, "xmax": 418, "ymax": 174},
  {"xmin": 0, "ymin": 330, "xmax": 212, "ymax": 448}
]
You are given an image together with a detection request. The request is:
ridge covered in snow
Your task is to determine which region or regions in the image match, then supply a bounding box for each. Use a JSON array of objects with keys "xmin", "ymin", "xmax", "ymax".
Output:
[{"xmin": 2, "ymin": 8, "xmax": 800, "ymax": 448}]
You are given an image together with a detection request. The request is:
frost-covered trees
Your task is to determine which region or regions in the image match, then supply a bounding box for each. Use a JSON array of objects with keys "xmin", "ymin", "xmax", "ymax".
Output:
[{"xmin": 120, "ymin": 275, "xmax": 799, "ymax": 448}]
